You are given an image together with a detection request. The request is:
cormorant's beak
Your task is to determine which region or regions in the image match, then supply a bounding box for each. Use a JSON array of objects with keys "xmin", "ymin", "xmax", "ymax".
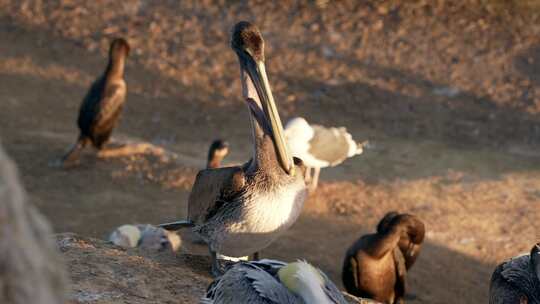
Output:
[{"xmin": 237, "ymin": 50, "xmax": 294, "ymax": 175}]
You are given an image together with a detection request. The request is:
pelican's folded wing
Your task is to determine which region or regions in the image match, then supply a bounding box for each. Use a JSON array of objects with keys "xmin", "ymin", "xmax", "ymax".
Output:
[{"xmin": 188, "ymin": 166, "xmax": 245, "ymax": 225}]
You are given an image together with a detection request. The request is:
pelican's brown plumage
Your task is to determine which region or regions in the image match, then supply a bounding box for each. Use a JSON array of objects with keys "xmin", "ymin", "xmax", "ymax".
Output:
[
  {"xmin": 342, "ymin": 212, "xmax": 425, "ymax": 303},
  {"xmin": 489, "ymin": 243, "xmax": 540, "ymax": 303},
  {"xmin": 62, "ymin": 38, "xmax": 130, "ymax": 165},
  {"xmin": 159, "ymin": 21, "xmax": 307, "ymax": 276},
  {"xmin": 207, "ymin": 139, "xmax": 229, "ymax": 169},
  {"xmin": 0, "ymin": 143, "xmax": 67, "ymax": 303}
]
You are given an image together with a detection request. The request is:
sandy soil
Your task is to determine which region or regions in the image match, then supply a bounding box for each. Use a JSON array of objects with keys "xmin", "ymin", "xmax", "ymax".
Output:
[
  {"xmin": 58, "ymin": 234, "xmax": 376, "ymax": 304},
  {"xmin": 1, "ymin": 1, "xmax": 539, "ymax": 303}
]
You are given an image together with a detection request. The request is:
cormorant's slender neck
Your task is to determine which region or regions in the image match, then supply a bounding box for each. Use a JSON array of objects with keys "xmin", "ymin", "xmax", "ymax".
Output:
[
  {"xmin": 207, "ymin": 153, "xmax": 223, "ymax": 169},
  {"xmin": 106, "ymin": 54, "xmax": 126, "ymax": 80}
]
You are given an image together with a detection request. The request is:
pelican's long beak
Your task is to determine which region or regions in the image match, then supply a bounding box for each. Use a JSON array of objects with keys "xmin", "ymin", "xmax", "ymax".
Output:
[{"xmin": 238, "ymin": 51, "xmax": 294, "ymax": 175}]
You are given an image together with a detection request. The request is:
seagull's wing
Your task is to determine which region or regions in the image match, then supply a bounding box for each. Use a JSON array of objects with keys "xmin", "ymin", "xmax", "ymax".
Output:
[{"xmin": 309, "ymin": 125, "xmax": 356, "ymax": 166}]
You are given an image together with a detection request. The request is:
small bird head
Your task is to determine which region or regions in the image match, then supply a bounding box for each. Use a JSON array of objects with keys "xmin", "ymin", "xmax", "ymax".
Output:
[
  {"xmin": 210, "ymin": 139, "xmax": 229, "ymax": 158},
  {"xmin": 207, "ymin": 139, "xmax": 229, "ymax": 169},
  {"xmin": 376, "ymin": 211, "xmax": 400, "ymax": 234},
  {"xmin": 109, "ymin": 38, "xmax": 130, "ymax": 59}
]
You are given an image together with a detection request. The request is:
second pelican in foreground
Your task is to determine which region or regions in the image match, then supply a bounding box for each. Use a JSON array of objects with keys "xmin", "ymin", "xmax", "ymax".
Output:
[
  {"xmin": 201, "ymin": 259, "xmax": 349, "ymax": 304},
  {"xmin": 159, "ymin": 21, "xmax": 307, "ymax": 276}
]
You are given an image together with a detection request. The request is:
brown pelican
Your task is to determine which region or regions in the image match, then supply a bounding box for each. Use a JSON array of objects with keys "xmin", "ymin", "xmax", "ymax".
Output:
[
  {"xmin": 207, "ymin": 139, "xmax": 229, "ymax": 169},
  {"xmin": 284, "ymin": 117, "xmax": 368, "ymax": 190},
  {"xmin": 109, "ymin": 224, "xmax": 181, "ymax": 252},
  {"xmin": 201, "ymin": 259, "xmax": 349, "ymax": 303},
  {"xmin": 489, "ymin": 243, "xmax": 540, "ymax": 303},
  {"xmin": 342, "ymin": 212, "xmax": 425, "ymax": 304},
  {"xmin": 61, "ymin": 38, "xmax": 130, "ymax": 165},
  {"xmin": 0, "ymin": 143, "xmax": 67, "ymax": 304},
  {"xmin": 159, "ymin": 21, "xmax": 307, "ymax": 276}
]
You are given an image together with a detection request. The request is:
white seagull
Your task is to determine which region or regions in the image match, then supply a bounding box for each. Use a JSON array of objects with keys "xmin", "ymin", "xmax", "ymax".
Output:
[{"xmin": 284, "ymin": 117, "xmax": 367, "ymax": 190}]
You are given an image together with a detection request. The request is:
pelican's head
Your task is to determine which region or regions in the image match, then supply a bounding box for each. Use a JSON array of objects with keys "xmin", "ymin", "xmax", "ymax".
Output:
[
  {"xmin": 231, "ymin": 21, "xmax": 294, "ymax": 175},
  {"xmin": 278, "ymin": 261, "xmax": 333, "ymax": 303}
]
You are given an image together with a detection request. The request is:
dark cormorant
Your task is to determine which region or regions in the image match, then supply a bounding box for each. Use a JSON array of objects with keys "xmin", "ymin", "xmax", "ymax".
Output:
[
  {"xmin": 62, "ymin": 38, "xmax": 130, "ymax": 165},
  {"xmin": 342, "ymin": 212, "xmax": 425, "ymax": 303}
]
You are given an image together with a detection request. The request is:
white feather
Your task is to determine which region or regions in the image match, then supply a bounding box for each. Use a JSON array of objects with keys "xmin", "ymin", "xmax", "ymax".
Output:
[
  {"xmin": 284, "ymin": 117, "xmax": 329, "ymax": 168},
  {"xmin": 279, "ymin": 261, "xmax": 333, "ymax": 304},
  {"xmin": 109, "ymin": 225, "xmax": 140, "ymax": 248}
]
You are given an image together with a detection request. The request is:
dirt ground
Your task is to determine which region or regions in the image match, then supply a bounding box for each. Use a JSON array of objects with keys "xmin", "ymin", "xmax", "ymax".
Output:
[{"xmin": 1, "ymin": 1, "xmax": 540, "ymax": 303}]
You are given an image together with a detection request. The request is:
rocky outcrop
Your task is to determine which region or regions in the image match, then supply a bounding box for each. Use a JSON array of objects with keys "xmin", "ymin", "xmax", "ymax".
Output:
[
  {"xmin": 58, "ymin": 233, "xmax": 212, "ymax": 304},
  {"xmin": 0, "ymin": 144, "xmax": 67, "ymax": 304}
]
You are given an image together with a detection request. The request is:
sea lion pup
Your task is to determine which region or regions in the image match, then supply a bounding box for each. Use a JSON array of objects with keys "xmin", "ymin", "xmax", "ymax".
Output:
[
  {"xmin": 489, "ymin": 243, "xmax": 540, "ymax": 303},
  {"xmin": 206, "ymin": 139, "xmax": 229, "ymax": 169},
  {"xmin": 342, "ymin": 212, "xmax": 425, "ymax": 303},
  {"xmin": 61, "ymin": 38, "xmax": 130, "ymax": 165},
  {"xmin": 0, "ymin": 143, "xmax": 67, "ymax": 303}
]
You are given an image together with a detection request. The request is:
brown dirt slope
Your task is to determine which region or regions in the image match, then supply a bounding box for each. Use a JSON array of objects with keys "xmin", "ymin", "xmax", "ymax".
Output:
[{"xmin": 59, "ymin": 234, "xmax": 377, "ymax": 304}]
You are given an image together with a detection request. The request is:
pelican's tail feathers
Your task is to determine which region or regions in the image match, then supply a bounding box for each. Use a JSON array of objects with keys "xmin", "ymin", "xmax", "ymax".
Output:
[{"xmin": 158, "ymin": 220, "xmax": 195, "ymax": 231}]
